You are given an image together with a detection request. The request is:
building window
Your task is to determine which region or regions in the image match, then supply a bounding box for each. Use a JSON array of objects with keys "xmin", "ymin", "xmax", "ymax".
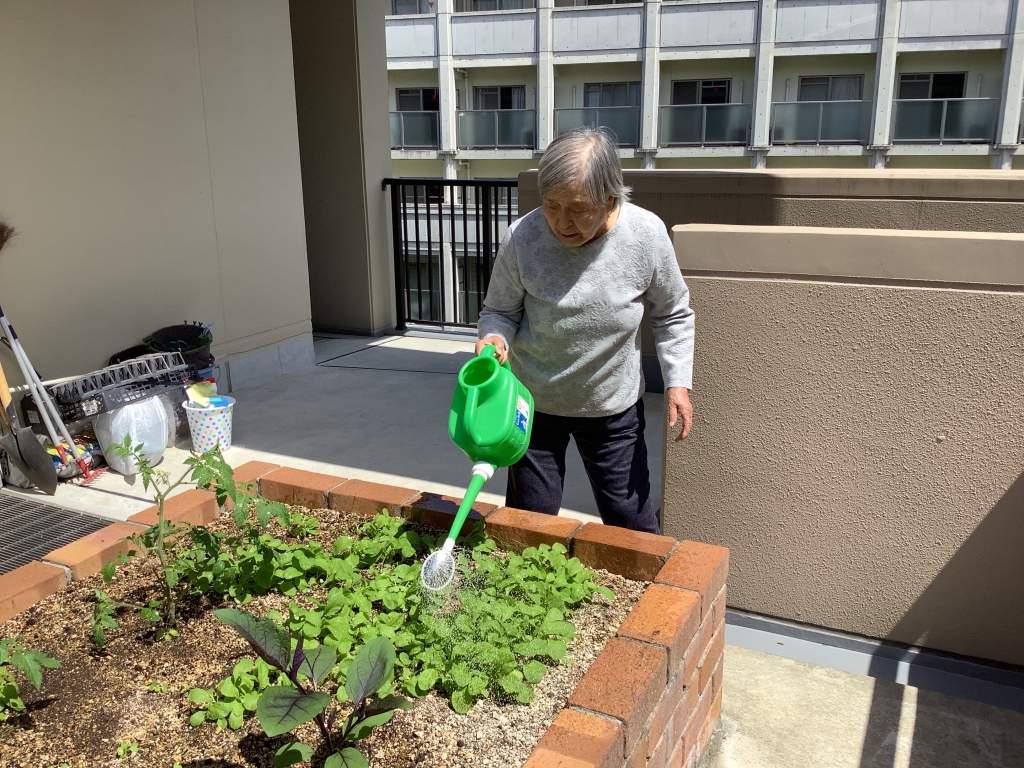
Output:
[
  {"xmin": 898, "ymin": 73, "xmax": 966, "ymax": 100},
  {"xmin": 392, "ymin": 0, "xmax": 433, "ymax": 14},
  {"xmin": 797, "ymin": 75, "xmax": 863, "ymax": 102},
  {"xmin": 671, "ymin": 79, "xmax": 731, "ymax": 105},
  {"xmin": 456, "ymin": 0, "xmax": 536, "ymax": 10},
  {"xmin": 397, "ymin": 88, "xmax": 440, "ymax": 111},
  {"xmin": 473, "ymin": 86, "xmax": 527, "ymax": 110},
  {"xmin": 584, "ymin": 82, "xmax": 642, "ymax": 108}
]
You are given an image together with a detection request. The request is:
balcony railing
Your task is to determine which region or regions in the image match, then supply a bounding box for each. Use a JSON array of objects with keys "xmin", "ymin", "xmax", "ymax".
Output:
[
  {"xmin": 390, "ymin": 111, "xmax": 440, "ymax": 149},
  {"xmin": 554, "ymin": 106, "xmax": 640, "ymax": 147},
  {"xmin": 382, "ymin": 178, "xmax": 518, "ymax": 328},
  {"xmin": 892, "ymin": 98, "xmax": 999, "ymax": 144},
  {"xmin": 458, "ymin": 110, "xmax": 536, "ymax": 149},
  {"xmin": 771, "ymin": 101, "xmax": 871, "ymax": 145},
  {"xmin": 659, "ymin": 104, "xmax": 750, "ymax": 146}
]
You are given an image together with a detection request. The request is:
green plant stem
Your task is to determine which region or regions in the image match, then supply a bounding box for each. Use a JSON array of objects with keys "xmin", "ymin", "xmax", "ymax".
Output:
[
  {"xmin": 285, "ymin": 665, "xmax": 335, "ymax": 752},
  {"xmin": 151, "ymin": 471, "xmax": 190, "ymax": 627}
]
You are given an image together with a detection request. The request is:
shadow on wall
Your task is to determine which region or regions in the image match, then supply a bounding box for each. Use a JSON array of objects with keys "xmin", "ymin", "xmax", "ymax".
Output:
[{"xmin": 858, "ymin": 471, "xmax": 1024, "ymax": 768}]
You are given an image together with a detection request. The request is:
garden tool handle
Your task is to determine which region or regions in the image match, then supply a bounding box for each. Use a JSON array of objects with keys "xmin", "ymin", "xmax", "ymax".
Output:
[{"xmin": 0, "ymin": 358, "xmax": 12, "ymax": 411}]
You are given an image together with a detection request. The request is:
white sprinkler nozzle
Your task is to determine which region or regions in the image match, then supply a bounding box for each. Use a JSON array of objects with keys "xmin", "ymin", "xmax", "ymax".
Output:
[{"xmin": 472, "ymin": 461, "xmax": 496, "ymax": 482}]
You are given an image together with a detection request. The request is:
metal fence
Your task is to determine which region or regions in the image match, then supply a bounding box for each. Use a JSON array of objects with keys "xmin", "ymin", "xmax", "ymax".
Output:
[{"xmin": 382, "ymin": 178, "xmax": 519, "ymax": 330}]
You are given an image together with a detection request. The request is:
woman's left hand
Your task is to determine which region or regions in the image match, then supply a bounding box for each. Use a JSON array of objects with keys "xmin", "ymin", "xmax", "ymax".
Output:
[{"xmin": 667, "ymin": 387, "xmax": 693, "ymax": 442}]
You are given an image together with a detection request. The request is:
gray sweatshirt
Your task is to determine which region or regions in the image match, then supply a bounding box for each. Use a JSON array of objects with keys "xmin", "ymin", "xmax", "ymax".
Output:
[{"xmin": 477, "ymin": 202, "xmax": 694, "ymax": 418}]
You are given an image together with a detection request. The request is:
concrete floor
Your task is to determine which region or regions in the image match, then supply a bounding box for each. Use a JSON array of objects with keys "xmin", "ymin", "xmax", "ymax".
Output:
[
  {"xmin": 4, "ymin": 333, "xmax": 663, "ymax": 524},
  {"xmin": 710, "ymin": 646, "xmax": 1024, "ymax": 768}
]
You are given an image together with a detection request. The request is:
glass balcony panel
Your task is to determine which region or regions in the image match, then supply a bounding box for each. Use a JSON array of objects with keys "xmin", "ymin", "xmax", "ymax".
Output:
[
  {"xmin": 893, "ymin": 100, "xmax": 944, "ymax": 142},
  {"xmin": 555, "ymin": 108, "xmax": 590, "ymax": 135},
  {"xmin": 458, "ymin": 110, "xmax": 535, "ymax": 148},
  {"xmin": 819, "ymin": 101, "xmax": 871, "ymax": 143},
  {"xmin": 659, "ymin": 105, "xmax": 703, "ymax": 145},
  {"xmin": 942, "ymin": 99, "xmax": 998, "ymax": 142},
  {"xmin": 458, "ymin": 111, "xmax": 497, "ymax": 148},
  {"xmin": 394, "ymin": 111, "xmax": 439, "ymax": 148},
  {"xmin": 772, "ymin": 102, "xmax": 820, "ymax": 143},
  {"xmin": 703, "ymin": 103, "xmax": 751, "ymax": 144},
  {"xmin": 555, "ymin": 107, "xmax": 639, "ymax": 146},
  {"xmin": 598, "ymin": 106, "xmax": 640, "ymax": 146},
  {"xmin": 390, "ymin": 113, "xmax": 402, "ymax": 149},
  {"xmin": 496, "ymin": 110, "xmax": 535, "ymax": 147}
]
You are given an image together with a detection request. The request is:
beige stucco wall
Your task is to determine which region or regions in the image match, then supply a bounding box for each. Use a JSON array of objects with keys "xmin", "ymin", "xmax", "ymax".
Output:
[
  {"xmin": 290, "ymin": 0, "xmax": 395, "ymax": 335},
  {"xmin": 0, "ymin": 0, "xmax": 311, "ymax": 382},
  {"xmin": 519, "ymin": 169, "xmax": 1024, "ymax": 233},
  {"xmin": 666, "ymin": 224, "xmax": 1024, "ymax": 666}
]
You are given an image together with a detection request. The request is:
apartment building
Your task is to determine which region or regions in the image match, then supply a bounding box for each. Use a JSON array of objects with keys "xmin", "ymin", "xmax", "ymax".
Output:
[{"xmin": 385, "ymin": 0, "xmax": 1024, "ymax": 176}]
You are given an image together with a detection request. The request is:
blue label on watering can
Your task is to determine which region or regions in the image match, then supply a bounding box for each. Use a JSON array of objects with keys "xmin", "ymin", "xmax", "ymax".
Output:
[{"xmin": 515, "ymin": 396, "xmax": 530, "ymax": 433}]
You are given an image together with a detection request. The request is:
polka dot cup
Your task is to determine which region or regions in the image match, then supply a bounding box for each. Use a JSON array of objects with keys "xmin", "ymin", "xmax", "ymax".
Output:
[{"xmin": 184, "ymin": 398, "xmax": 235, "ymax": 453}]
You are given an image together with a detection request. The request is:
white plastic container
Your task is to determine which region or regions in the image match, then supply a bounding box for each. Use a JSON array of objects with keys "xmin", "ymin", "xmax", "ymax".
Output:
[
  {"xmin": 184, "ymin": 397, "xmax": 235, "ymax": 453},
  {"xmin": 94, "ymin": 396, "xmax": 169, "ymax": 475}
]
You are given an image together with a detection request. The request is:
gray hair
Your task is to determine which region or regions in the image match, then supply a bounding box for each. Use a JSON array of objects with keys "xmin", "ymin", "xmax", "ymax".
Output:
[{"xmin": 537, "ymin": 126, "xmax": 631, "ymax": 208}]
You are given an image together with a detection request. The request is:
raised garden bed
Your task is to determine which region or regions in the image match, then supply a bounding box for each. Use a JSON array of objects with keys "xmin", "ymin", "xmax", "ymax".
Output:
[{"xmin": 0, "ymin": 461, "xmax": 729, "ymax": 768}]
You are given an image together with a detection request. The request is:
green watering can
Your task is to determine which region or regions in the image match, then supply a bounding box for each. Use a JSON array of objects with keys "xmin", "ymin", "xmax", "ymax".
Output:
[{"xmin": 420, "ymin": 344, "xmax": 534, "ymax": 591}]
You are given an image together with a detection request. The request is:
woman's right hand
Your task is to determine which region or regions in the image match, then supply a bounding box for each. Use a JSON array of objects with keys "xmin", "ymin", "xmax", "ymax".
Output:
[{"xmin": 476, "ymin": 335, "xmax": 509, "ymax": 365}]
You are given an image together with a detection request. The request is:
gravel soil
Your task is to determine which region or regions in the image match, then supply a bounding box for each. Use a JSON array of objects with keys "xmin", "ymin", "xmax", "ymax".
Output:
[{"xmin": 0, "ymin": 506, "xmax": 645, "ymax": 768}]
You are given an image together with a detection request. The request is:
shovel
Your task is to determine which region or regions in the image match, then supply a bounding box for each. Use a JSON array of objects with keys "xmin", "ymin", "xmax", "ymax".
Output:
[{"xmin": 0, "ymin": 357, "xmax": 58, "ymax": 495}]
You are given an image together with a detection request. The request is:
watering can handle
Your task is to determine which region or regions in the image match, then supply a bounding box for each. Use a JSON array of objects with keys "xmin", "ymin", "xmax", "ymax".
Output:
[
  {"xmin": 463, "ymin": 385, "xmax": 480, "ymax": 442},
  {"xmin": 480, "ymin": 343, "xmax": 511, "ymax": 371}
]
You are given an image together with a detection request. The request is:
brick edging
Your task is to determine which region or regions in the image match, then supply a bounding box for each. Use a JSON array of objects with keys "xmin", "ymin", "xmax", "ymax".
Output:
[{"xmin": 0, "ymin": 461, "xmax": 729, "ymax": 767}]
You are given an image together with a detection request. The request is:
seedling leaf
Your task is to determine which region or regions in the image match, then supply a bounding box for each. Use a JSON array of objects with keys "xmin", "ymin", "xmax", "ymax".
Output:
[
  {"xmin": 256, "ymin": 686, "xmax": 330, "ymax": 737},
  {"xmin": 272, "ymin": 742, "xmax": 314, "ymax": 768},
  {"xmin": 327, "ymin": 747, "xmax": 370, "ymax": 768},
  {"xmin": 297, "ymin": 644, "xmax": 337, "ymax": 685},
  {"xmin": 214, "ymin": 609, "xmax": 292, "ymax": 672},
  {"xmin": 345, "ymin": 637, "xmax": 394, "ymax": 704}
]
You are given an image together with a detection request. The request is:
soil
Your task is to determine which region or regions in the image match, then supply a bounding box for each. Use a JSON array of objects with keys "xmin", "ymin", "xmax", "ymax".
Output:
[{"xmin": 0, "ymin": 506, "xmax": 645, "ymax": 768}]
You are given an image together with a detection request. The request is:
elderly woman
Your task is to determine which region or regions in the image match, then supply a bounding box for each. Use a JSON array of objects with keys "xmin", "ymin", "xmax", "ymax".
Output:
[{"xmin": 476, "ymin": 127, "xmax": 694, "ymax": 534}]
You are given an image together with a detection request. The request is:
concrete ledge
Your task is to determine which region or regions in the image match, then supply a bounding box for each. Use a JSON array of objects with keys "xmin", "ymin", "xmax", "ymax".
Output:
[
  {"xmin": 224, "ymin": 334, "xmax": 315, "ymax": 392},
  {"xmin": 673, "ymin": 224, "xmax": 1024, "ymax": 287}
]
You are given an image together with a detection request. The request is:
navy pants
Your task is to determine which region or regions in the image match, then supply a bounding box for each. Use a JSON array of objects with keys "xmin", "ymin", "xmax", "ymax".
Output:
[{"xmin": 506, "ymin": 398, "xmax": 660, "ymax": 534}]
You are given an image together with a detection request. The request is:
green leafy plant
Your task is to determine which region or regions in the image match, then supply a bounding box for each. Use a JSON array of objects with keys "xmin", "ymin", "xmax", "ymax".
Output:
[
  {"xmin": 90, "ymin": 589, "xmax": 166, "ymax": 649},
  {"xmin": 285, "ymin": 511, "xmax": 320, "ymax": 540},
  {"xmin": 283, "ymin": 514, "xmax": 613, "ymax": 713},
  {"xmin": 214, "ymin": 608, "xmax": 411, "ymax": 768},
  {"xmin": 115, "ymin": 740, "xmax": 138, "ymax": 758},
  {"xmin": 187, "ymin": 656, "xmax": 276, "ymax": 730},
  {"xmin": 96, "ymin": 440, "xmax": 290, "ymax": 645},
  {"xmin": 0, "ymin": 637, "xmax": 61, "ymax": 721},
  {"xmin": 146, "ymin": 680, "xmax": 169, "ymax": 693}
]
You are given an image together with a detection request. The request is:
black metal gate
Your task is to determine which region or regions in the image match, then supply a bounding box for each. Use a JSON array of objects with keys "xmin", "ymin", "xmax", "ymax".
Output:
[{"xmin": 382, "ymin": 178, "xmax": 518, "ymax": 330}]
